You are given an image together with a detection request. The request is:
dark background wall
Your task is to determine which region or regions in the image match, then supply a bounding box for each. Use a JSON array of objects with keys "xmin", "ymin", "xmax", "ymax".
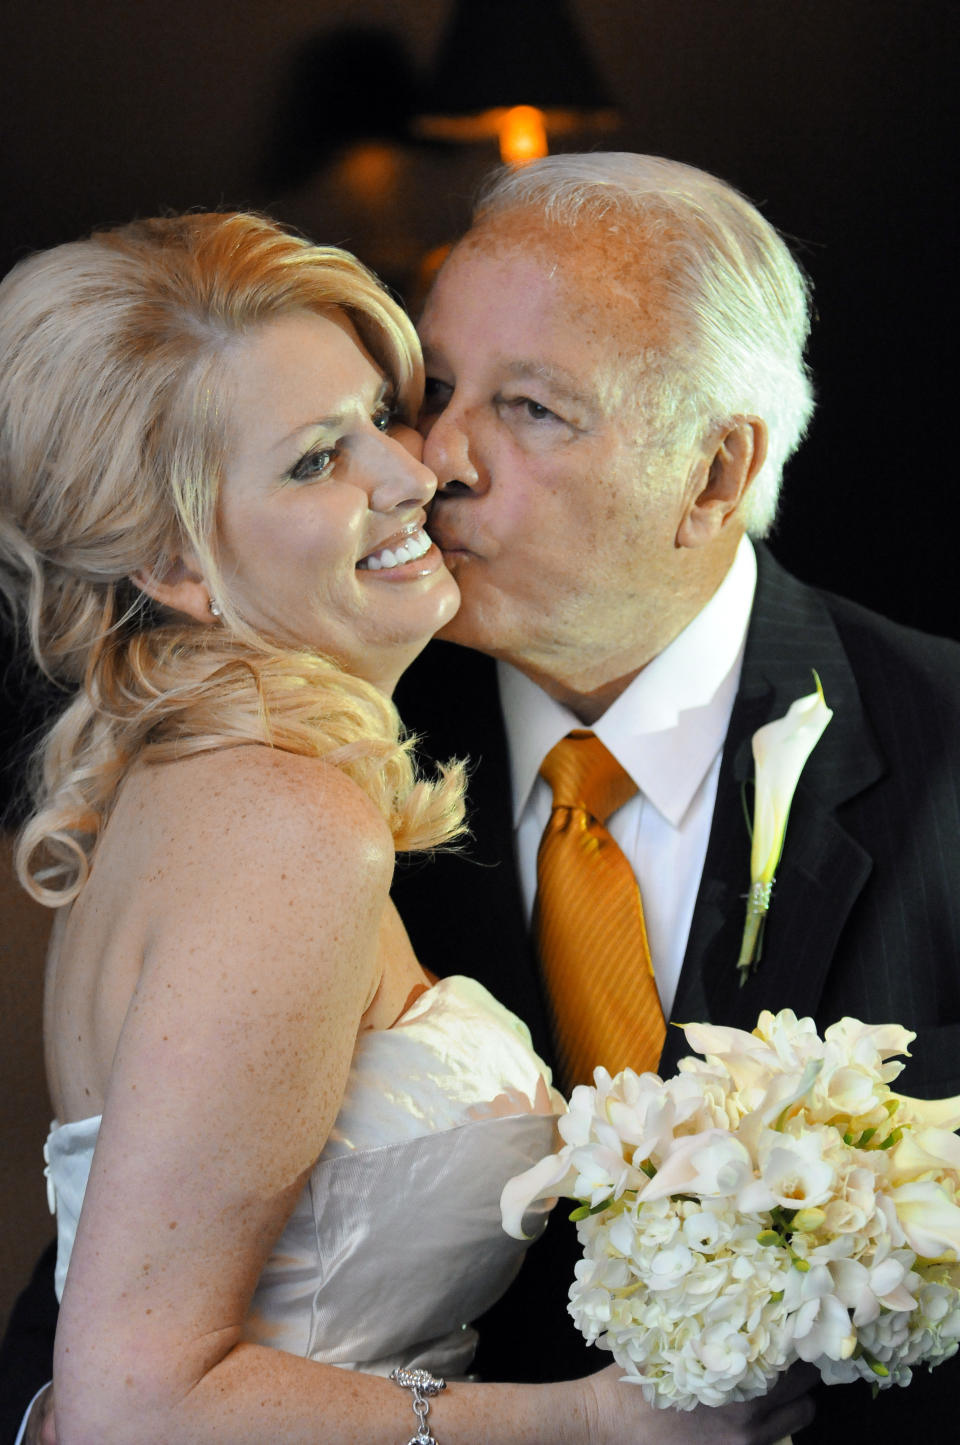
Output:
[{"xmin": 0, "ymin": 0, "xmax": 956, "ymax": 1330}]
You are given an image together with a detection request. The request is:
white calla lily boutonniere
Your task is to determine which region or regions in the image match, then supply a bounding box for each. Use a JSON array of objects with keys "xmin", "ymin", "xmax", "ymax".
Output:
[{"xmin": 736, "ymin": 673, "xmax": 833, "ymax": 985}]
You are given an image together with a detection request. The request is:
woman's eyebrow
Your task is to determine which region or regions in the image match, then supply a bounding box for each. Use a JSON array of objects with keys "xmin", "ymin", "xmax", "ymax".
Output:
[{"xmin": 270, "ymin": 380, "xmax": 392, "ymax": 454}]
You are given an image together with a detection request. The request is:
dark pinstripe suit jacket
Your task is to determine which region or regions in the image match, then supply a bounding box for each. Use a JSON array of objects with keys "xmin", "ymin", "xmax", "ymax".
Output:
[{"xmin": 393, "ymin": 544, "xmax": 960, "ymax": 1438}]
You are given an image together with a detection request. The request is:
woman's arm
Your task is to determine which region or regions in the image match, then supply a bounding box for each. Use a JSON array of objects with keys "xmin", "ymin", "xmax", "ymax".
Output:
[
  {"xmin": 54, "ymin": 748, "xmax": 394, "ymax": 1439},
  {"xmin": 52, "ymin": 747, "xmax": 815, "ymax": 1445}
]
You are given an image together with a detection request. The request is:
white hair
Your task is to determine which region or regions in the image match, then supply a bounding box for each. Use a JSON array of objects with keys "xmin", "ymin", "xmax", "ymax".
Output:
[{"xmin": 474, "ymin": 153, "xmax": 815, "ymax": 536}]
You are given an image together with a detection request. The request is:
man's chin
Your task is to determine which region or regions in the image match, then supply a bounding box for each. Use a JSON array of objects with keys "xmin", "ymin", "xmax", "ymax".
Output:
[
  {"xmin": 432, "ymin": 604, "xmax": 500, "ymax": 654},
  {"xmin": 428, "ymin": 569, "xmax": 509, "ymax": 657},
  {"xmin": 434, "ymin": 612, "xmax": 478, "ymax": 647}
]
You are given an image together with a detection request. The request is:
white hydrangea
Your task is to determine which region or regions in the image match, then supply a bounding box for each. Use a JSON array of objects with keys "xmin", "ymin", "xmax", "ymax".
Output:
[
  {"xmin": 500, "ymin": 1008, "xmax": 960, "ymax": 1410},
  {"xmin": 568, "ymin": 1195, "xmax": 795, "ymax": 1410}
]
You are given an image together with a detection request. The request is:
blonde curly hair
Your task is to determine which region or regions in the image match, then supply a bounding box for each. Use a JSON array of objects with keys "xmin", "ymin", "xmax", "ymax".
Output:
[{"xmin": 0, "ymin": 212, "xmax": 464, "ymax": 906}]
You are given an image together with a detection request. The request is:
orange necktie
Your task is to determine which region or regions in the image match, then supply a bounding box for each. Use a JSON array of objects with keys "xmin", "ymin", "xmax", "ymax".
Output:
[{"xmin": 535, "ymin": 730, "xmax": 666, "ymax": 1091}]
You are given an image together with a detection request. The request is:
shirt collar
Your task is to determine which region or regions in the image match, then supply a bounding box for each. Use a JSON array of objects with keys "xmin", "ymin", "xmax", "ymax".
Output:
[{"xmin": 498, "ymin": 535, "xmax": 757, "ymax": 828}]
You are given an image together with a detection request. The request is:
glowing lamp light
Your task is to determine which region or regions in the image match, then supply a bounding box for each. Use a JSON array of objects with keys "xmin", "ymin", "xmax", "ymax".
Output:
[
  {"xmin": 498, "ymin": 106, "xmax": 549, "ymax": 165},
  {"xmin": 415, "ymin": 0, "xmax": 618, "ymax": 167}
]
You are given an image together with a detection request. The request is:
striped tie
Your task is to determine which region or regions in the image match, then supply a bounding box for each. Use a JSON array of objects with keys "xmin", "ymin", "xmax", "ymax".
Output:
[{"xmin": 535, "ymin": 730, "xmax": 666, "ymax": 1091}]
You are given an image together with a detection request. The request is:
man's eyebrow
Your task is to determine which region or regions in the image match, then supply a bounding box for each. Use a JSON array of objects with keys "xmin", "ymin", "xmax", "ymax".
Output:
[
  {"xmin": 420, "ymin": 342, "xmax": 445, "ymax": 370},
  {"xmin": 503, "ymin": 360, "xmax": 595, "ymax": 410},
  {"xmin": 419, "ymin": 350, "xmax": 599, "ymax": 415}
]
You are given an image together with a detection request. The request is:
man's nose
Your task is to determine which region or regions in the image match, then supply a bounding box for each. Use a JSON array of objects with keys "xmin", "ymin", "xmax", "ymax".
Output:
[{"xmin": 421, "ymin": 405, "xmax": 486, "ymax": 495}]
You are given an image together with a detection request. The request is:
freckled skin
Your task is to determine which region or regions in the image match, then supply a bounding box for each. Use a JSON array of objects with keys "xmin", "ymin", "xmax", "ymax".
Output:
[
  {"xmin": 419, "ymin": 217, "xmax": 762, "ymax": 722},
  {"xmin": 47, "ymin": 747, "xmax": 434, "ymax": 1430}
]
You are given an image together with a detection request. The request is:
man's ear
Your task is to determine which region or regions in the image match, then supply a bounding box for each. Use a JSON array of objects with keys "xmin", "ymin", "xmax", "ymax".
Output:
[
  {"xmin": 676, "ymin": 417, "xmax": 768, "ymax": 549},
  {"xmin": 130, "ymin": 552, "xmax": 215, "ymax": 625}
]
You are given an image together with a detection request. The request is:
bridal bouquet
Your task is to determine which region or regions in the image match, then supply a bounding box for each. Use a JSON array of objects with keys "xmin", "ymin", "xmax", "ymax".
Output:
[{"xmin": 501, "ymin": 1011, "xmax": 960, "ymax": 1410}]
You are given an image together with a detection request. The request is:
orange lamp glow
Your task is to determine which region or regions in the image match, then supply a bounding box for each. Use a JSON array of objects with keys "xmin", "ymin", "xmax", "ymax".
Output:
[
  {"xmin": 498, "ymin": 105, "xmax": 549, "ymax": 165},
  {"xmin": 339, "ymin": 142, "xmax": 400, "ymax": 202}
]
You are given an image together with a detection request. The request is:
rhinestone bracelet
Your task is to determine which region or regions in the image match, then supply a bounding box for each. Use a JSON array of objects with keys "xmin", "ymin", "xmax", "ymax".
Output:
[{"xmin": 389, "ymin": 1365, "xmax": 446, "ymax": 1444}]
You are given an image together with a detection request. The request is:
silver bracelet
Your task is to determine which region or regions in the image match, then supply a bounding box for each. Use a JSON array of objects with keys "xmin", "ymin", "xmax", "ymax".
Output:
[{"xmin": 389, "ymin": 1365, "xmax": 446, "ymax": 1445}]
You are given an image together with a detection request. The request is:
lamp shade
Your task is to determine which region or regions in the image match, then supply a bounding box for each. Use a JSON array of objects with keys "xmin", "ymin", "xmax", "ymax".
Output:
[{"xmin": 417, "ymin": 0, "xmax": 617, "ymax": 135}]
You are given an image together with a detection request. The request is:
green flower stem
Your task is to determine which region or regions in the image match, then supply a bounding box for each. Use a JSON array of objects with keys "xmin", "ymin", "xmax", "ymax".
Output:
[{"xmin": 736, "ymin": 900, "xmax": 768, "ymax": 985}]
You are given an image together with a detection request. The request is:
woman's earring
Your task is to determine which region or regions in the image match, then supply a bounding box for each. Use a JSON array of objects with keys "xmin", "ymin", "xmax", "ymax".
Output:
[{"xmin": 208, "ymin": 598, "xmax": 222, "ymax": 618}]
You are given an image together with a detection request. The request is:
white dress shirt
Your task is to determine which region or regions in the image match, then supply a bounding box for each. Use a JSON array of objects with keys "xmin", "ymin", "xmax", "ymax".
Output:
[{"xmin": 498, "ymin": 536, "xmax": 757, "ymax": 1020}]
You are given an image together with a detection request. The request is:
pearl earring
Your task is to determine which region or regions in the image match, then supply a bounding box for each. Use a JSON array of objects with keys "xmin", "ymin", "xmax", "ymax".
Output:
[{"xmin": 208, "ymin": 598, "xmax": 222, "ymax": 618}]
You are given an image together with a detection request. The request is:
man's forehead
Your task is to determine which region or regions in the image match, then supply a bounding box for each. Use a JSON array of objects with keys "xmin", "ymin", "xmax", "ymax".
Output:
[
  {"xmin": 433, "ymin": 212, "xmax": 672, "ymax": 340},
  {"xmin": 421, "ymin": 217, "xmax": 672, "ymax": 414}
]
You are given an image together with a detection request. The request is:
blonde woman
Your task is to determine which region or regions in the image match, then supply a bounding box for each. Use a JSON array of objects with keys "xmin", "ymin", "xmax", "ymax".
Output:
[{"xmin": 1, "ymin": 213, "xmax": 813, "ymax": 1445}]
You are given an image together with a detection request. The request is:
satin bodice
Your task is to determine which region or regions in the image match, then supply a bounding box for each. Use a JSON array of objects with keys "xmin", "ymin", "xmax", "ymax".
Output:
[{"xmin": 43, "ymin": 975, "xmax": 563, "ymax": 1377}]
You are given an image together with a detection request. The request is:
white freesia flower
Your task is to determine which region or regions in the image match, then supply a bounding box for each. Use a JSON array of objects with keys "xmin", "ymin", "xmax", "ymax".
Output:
[
  {"xmin": 684, "ymin": 1011, "xmax": 823, "ymax": 1094},
  {"xmin": 639, "ymin": 1130, "xmax": 754, "ymax": 1204},
  {"xmin": 830, "ymin": 1252, "xmax": 919, "ymax": 1326},
  {"xmin": 822, "ymin": 1017, "xmax": 916, "ymax": 1078},
  {"xmin": 736, "ymin": 676, "xmax": 833, "ymax": 981},
  {"xmin": 792, "ymin": 1290, "xmax": 858, "ymax": 1362},
  {"xmin": 820, "ymin": 1165, "xmax": 879, "ymax": 1237},
  {"xmin": 740, "ymin": 1129, "xmax": 837, "ymax": 1213},
  {"xmin": 501, "ymin": 1008, "xmax": 960, "ymax": 1409}
]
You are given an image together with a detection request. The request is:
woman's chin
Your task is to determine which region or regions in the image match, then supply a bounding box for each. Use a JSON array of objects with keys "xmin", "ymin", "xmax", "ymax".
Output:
[
  {"xmin": 434, "ymin": 569, "xmax": 462, "ymax": 630},
  {"xmin": 401, "ymin": 568, "xmax": 462, "ymax": 647},
  {"xmin": 355, "ymin": 595, "xmax": 462, "ymax": 696}
]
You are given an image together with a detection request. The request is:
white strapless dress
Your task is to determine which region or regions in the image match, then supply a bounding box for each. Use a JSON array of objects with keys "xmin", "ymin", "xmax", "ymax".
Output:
[{"xmin": 42, "ymin": 975, "xmax": 563, "ymax": 1379}]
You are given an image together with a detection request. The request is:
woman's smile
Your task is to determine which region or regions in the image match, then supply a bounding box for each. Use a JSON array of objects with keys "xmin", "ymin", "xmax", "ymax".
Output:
[
  {"xmin": 357, "ymin": 522, "xmax": 439, "ymax": 572},
  {"xmin": 216, "ymin": 310, "xmax": 460, "ymax": 691}
]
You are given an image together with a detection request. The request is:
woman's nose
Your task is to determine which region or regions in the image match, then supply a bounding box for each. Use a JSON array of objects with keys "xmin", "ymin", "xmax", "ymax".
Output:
[{"xmin": 369, "ymin": 423, "xmax": 438, "ymax": 512}]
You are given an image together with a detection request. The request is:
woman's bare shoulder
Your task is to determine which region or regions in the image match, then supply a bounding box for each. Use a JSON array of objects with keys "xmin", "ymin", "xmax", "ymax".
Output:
[
  {"xmin": 122, "ymin": 744, "xmax": 394, "ymax": 874},
  {"xmin": 109, "ymin": 745, "xmax": 395, "ymax": 1025}
]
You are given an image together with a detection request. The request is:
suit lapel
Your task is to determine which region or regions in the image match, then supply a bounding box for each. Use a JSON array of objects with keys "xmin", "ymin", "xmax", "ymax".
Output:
[
  {"xmin": 394, "ymin": 643, "xmax": 552, "ymax": 1057},
  {"xmin": 403, "ymin": 553, "xmax": 888, "ymax": 1078},
  {"xmin": 666, "ymin": 549, "xmax": 884, "ymax": 1071}
]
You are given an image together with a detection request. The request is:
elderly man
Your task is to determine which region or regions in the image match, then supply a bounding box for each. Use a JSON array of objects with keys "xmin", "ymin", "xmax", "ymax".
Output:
[{"xmin": 393, "ymin": 153, "xmax": 960, "ymax": 1442}]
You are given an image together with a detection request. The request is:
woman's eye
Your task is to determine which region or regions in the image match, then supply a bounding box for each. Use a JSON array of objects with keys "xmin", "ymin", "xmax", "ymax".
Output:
[
  {"xmin": 289, "ymin": 447, "xmax": 336, "ymax": 483},
  {"xmin": 372, "ymin": 402, "xmax": 396, "ymax": 432},
  {"xmin": 523, "ymin": 399, "xmax": 554, "ymax": 421}
]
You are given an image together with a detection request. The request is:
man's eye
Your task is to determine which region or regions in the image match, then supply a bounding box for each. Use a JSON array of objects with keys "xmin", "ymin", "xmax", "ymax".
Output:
[
  {"xmin": 289, "ymin": 447, "xmax": 336, "ymax": 482},
  {"xmin": 504, "ymin": 396, "xmax": 560, "ymax": 423},
  {"xmin": 421, "ymin": 377, "xmax": 452, "ymax": 415}
]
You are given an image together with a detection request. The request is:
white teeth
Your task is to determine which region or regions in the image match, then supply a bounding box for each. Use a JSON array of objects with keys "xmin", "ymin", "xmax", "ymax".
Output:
[{"xmin": 359, "ymin": 528, "xmax": 432, "ymax": 571}]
